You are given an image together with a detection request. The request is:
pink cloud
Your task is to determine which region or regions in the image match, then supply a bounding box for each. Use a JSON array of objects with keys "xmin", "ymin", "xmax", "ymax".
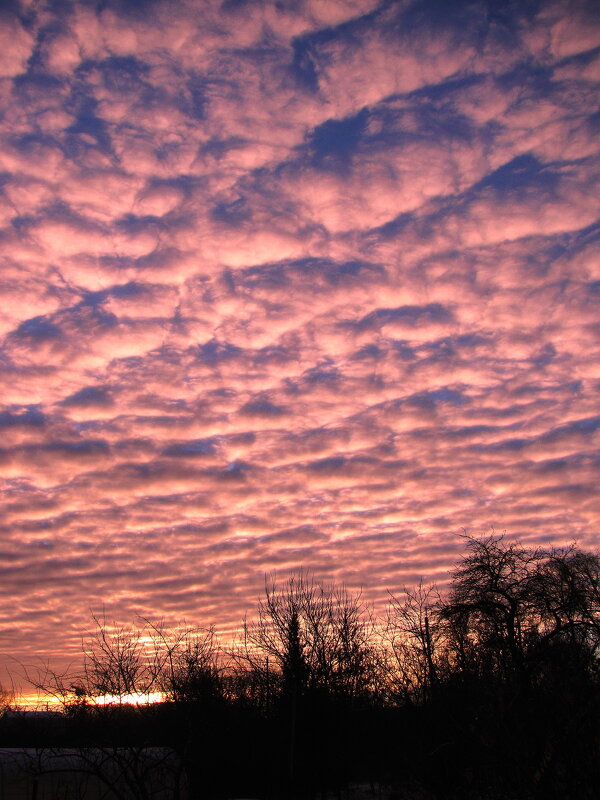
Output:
[
  {"xmin": 1, "ymin": 0, "xmax": 599, "ymax": 692},
  {"xmin": 0, "ymin": 16, "xmax": 35, "ymax": 78}
]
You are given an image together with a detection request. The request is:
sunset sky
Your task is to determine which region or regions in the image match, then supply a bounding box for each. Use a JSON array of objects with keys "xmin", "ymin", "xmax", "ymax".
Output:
[{"xmin": 1, "ymin": 0, "xmax": 599, "ymax": 690}]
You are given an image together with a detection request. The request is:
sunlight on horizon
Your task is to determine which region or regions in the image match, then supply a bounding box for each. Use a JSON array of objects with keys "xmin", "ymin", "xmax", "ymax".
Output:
[
  {"xmin": 16, "ymin": 691, "xmax": 165, "ymax": 710},
  {"xmin": 95, "ymin": 692, "xmax": 165, "ymax": 706}
]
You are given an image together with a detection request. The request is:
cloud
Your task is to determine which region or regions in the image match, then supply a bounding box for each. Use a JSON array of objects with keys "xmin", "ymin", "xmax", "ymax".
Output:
[{"xmin": 1, "ymin": 0, "xmax": 599, "ymax": 688}]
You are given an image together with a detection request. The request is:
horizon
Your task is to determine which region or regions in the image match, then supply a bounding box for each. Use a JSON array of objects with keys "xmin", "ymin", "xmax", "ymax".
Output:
[{"xmin": 5, "ymin": 533, "xmax": 598, "ymax": 705}]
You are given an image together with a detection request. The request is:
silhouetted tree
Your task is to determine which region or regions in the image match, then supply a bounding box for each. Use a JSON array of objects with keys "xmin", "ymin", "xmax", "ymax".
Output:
[
  {"xmin": 385, "ymin": 580, "xmax": 443, "ymax": 703},
  {"xmin": 431, "ymin": 535, "xmax": 600, "ymax": 799},
  {"xmin": 11, "ymin": 537, "xmax": 598, "ymax": 800},
  {"xmin": 237, "ymin": 572, "xmax": 379, "ymax": 795},
  {"xmin": 440, "ymin": 535, "xmax": 600, "ymax": 683},
  {"xmin": 0, "ymin": 683, "xmax": 15, "ymax": 717},
  {"xmin": 81, "ymin": 613, "xmax": 162, "ymax": 701},
  {"xmin": 24, "ymin": 616, "xmax": 193, "ymax": 799},
  {"xmin": 529, "ymin": 546, "xmax": 600, "ymax": 668},
  {"xmin": 147, "ymin": 620, "xmax": 222, "ymax": 705},
  {"xmin": 241, "ymin": 571, "xmax": 377, "ymax": 701}
]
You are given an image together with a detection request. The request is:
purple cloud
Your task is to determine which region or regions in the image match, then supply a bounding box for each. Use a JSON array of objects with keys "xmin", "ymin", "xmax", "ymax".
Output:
[{"xmin": 0, "ymin": 0, "xmax": 599, "ymax": 692}]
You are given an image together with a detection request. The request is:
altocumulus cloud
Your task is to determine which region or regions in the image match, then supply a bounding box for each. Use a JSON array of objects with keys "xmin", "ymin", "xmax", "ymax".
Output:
[{"xmin": 0, "ymin": 0, "xmax": 599, "ymax": 683}]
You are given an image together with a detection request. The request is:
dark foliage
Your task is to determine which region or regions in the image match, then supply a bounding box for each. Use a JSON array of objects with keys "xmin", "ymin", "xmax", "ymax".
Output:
[{"xmin": 3, "ymin": 536, "xmax": 598, "ymax": 799}]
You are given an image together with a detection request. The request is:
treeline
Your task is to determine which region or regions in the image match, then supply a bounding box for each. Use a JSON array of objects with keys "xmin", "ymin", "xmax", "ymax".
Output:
[{"xmin": 2, "ymin": 535, "xmax": 599, "ymax": 800}]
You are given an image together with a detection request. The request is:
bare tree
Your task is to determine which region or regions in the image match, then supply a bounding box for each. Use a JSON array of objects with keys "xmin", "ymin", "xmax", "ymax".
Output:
[
  {"xmin": 80, "ymin": 613, "xmax": 162, "ymax": 702},
  {"xmin": 235, "ymin": 571, "xmax": 380, "ymax": 795},
  {"xmin": 439, "ymin": 535, "xmax": 600, "ymax": 682},
  {"xmin": 383, "ymin": 536, "xmax": 600, "ymax": 703},
  {"xmin": 439, "ymin": 534, "xmax": 541, "ymax": 679},
  {"xmin": 0, "ymin": 682, "xmax": 16, "ymax": 717},
  {"xmin": 385, "ymin": 581, "xmax": 443, "ymax": 703},
  {"xmin": 528, "ymin": 545, "xmax": 600, "ymax": 670},
  {"xmin": 145, "ymin": 619, "xmax": 222, "ymax": 704},
  {"xmin": 22, "ymin": 615, "xmax": 189, "ymax": 800},
  {"xmin": 240, "ymin": 571, "xmax": 378, "ymax": 701}
]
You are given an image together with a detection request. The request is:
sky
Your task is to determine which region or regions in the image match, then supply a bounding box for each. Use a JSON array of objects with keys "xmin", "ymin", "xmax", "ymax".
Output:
[{"xmin": 1, "ymin": 0, "xmax": 599, "ymax": 690}]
